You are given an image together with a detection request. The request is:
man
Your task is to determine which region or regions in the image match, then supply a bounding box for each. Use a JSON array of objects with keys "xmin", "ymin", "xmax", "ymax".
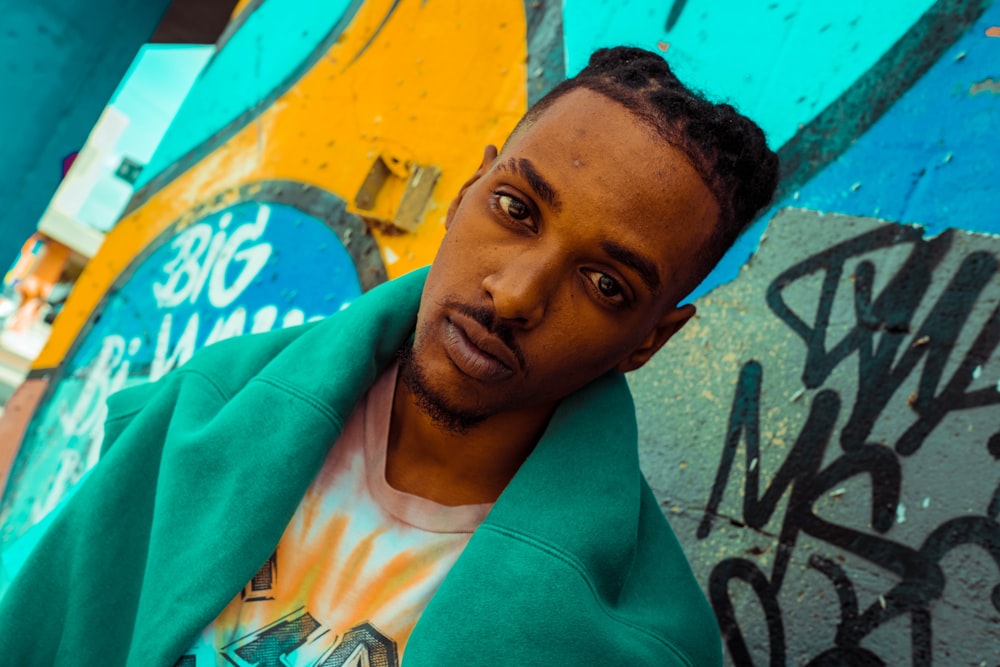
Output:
[{"xmin": 0, "ymin": 47, "xmax": 777, "ymax": 665}]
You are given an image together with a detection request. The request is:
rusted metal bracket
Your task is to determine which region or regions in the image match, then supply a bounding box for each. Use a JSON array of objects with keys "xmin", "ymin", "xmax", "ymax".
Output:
[{"xmin": 353, "ymin": 152, "xmax": 441, "ymax": 233}]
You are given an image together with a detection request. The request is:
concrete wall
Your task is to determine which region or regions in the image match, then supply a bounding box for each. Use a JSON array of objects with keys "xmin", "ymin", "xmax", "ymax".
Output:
[
  {"xmin": 1, "ymin": 0, "xmax": 997, "ymax": 663},
  {"xmin": 627, "ymin": 2, "xmax": 1000, "ymax": 664},
  {"xmin": 633, "ymin": 209, "xmax": 1000, "ymax": 665},
  {"xmin": 0, "ymin": 0, "xmax": 172, "ymax": 271}
]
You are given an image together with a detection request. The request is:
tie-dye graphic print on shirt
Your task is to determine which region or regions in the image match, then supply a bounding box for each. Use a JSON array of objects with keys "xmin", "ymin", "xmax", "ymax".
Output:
[{"xmin": 179, "ymin": 363, "xmax": 492, "ymax": 667}]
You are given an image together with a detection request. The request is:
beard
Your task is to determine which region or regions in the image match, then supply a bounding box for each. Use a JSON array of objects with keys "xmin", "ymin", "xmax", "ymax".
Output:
[{"xmin": 397, "ymin": 343, "xmax": 488, "ymax": 435}]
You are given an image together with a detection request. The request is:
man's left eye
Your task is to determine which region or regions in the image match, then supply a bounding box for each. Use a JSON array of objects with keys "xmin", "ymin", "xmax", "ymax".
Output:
[
  {"xmin": 498, "ymin": 194, "xmax": 530, "ymax": 220},
  {"xmin": 596, "ymin": 274, "xmax": 621, "ymax": 297},
  {"xmin": 585, "ymin": 271, "xmax": 625, "ymax": 304}
]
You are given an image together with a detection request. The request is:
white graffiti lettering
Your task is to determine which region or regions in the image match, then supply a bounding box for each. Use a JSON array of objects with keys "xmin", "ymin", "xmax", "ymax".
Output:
[
  {"xmin": 152, "ymin": 206, "xmax": 273, "ymax": 310},
  {"xmin": 43, "ymin": 204, "xmax": 325, "ymax": 524}
]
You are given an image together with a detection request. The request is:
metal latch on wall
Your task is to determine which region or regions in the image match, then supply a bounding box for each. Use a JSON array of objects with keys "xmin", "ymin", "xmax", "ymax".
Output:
[{"xmin": 353, "ymin": 151, "xmax": 441, "ymax": 233}]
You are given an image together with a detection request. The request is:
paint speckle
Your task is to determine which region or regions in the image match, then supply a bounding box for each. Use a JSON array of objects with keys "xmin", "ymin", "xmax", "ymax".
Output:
[
  {"xmin": 911, "ymin": 335, "xmax": 930, "ymax": 348},
  {"xmin": 973, "ymin": 365, "xmax": 982, "ymax": 379},
  {"xmin": 749, "ymin": 457, "xmax": 758, "ymax": 472},
  {"xmin": 830, "ymin": 488, "xmax": 846, "ymax": 499},
  {"xmin": 878, "ymin": 594, "xmax": 887, "ymax": 609},
  {"xmin": 384, "ymin": 246, "xmax": 399, "ymax": 265},
  {"xmin": 790, "ymin": 388, "xmax": 805, "ymax": 402},
  {"xmin": 657, "ymin": 41, "xmax": 670, "ymax": 52},
  {"xmin": 896, "ymin": 504, "xmax": 906, "ymax": 524},
  {"xmin": 850, "ymin": 182, "xmax": 862, "ymax": 192},
  {"xmin": 922, "ymin": 496, "xmax": 930, "ymax": 509},
  {"xmin": 986, "ymin": 26, "xmax": 1000, "ymax": 37},
  {"xmin": 970, "ymin": 78, "xmax": 1000, "ymax": 96}
]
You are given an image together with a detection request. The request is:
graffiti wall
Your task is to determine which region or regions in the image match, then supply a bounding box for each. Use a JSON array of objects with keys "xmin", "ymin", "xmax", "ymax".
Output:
[
  {"xmin": 634, "ymin": 210, "xmax": 1000, "ymax": 665},
  {"xmin": 1, "ymin": 0, "xmax": 997, "ymax": 663},
  {"xmin": 629, "ymin": 2, "xmax": 1000, "ymax": 665}
]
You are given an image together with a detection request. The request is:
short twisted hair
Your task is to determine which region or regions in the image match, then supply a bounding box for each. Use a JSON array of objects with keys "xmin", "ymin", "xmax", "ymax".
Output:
[{"xmin": 511, "ymin": 46, "xmax": 780, "ymax": 291}]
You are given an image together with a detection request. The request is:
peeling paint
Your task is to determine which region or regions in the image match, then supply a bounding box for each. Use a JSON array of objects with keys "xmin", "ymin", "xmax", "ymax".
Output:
[{"xmin": 970, "ymin": 76, "xmax": 1000, "ymax": 94}]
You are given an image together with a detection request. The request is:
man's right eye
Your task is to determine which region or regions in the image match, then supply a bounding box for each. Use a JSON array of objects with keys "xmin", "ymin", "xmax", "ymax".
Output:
[{"xmin": 497, "ymin": 194, "xmax": 530, "ymax": 220}]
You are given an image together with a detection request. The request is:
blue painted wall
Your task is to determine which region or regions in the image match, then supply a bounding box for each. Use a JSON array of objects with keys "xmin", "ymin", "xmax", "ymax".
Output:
[
  {"xmin": 0, "ymin": 195, "xmax": 364, "ymax": 546},
  {"xmin": 563, "ymin": 0, "xmax": 934, "ymax": 149},
  {"xmin": 792, "ymin": 6, "xmax": 1000, "ymax": 236}
]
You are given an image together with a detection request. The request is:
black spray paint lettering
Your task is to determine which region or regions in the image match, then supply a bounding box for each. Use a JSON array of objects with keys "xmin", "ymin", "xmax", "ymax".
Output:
[
  {"xmin": 699, "ymin": 225, "xmax": 1000, "ymax": 665},
  {"xmin": 765, "ymin": 225, "xmax": 1000, "ymax": 455}
]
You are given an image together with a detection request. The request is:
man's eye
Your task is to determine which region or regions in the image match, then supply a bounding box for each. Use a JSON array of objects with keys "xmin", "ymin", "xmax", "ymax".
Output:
[
  {"xmin": 498, "ymin": 194, "xmax": 530, "ymax": 220},
  {"xmin": 596, "ymin": 274, "xmax": 621, "ymax": 297},
  {"xmin": 585, "ymin": 271, "xmax": 625, "ymax": 304}
]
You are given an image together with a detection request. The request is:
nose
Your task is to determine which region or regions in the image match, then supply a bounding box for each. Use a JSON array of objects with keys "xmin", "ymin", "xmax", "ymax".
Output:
[{"xmin": 481, "ymin": 253, "xmax": 551, "ymax": 329}]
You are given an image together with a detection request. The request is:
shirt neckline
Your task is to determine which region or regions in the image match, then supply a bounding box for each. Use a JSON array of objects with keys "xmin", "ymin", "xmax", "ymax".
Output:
[{"xmin": 362, "ymin": 361, "xmax": 493, "ymax": 534}]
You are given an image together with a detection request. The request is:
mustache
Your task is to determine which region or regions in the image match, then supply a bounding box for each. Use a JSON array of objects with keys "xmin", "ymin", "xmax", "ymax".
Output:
[{"xmin": 444, "ymin": 299, "xmax": 527, "ymax": 369}]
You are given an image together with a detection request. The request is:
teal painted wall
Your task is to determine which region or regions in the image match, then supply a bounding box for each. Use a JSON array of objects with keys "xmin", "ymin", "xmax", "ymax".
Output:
[
  {"xmin": 563, "ymin": 0, "xmax": 934, "ymax": 149},
  {"xmin": 0, "ymin": 0, "xmax": 172, "ymax": 268}
]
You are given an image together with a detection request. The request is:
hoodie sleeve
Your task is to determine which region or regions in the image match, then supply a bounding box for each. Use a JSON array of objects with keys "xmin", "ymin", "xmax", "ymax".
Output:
[{"xmin": 0, "ymin": 369, "xmax": 224, "ymax": 666}]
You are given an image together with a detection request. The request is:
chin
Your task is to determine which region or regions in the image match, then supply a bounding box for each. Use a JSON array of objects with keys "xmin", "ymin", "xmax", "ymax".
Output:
[{"xmin": 397, "ymin": 345, "xmax": 489, "ymax": 434}]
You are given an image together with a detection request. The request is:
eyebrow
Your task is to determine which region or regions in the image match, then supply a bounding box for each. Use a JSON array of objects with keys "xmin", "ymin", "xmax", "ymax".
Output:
[
  {"xmin": 601, "ymin": 240, "xmax": 662, "ymax": 295},
  {"xmin": 497, "ymin": 157, "xmax": 562, "ymax": 212}
]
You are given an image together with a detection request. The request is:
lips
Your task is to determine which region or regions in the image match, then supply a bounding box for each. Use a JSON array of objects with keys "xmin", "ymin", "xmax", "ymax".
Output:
[{"xmin": 443, "ymin": 310, "xmax": 519, "ymax": 382}]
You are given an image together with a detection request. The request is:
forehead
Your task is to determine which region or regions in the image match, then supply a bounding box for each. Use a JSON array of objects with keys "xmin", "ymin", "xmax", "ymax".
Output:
[{"xmin": 497, "ymin": 88, "xmax": 720, "ymax": 298}]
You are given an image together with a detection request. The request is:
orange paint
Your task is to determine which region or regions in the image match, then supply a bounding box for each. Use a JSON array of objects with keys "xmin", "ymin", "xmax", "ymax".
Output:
[
  {"xmin": 230, "ymin": 0, "xmax": 257, "ymax": 20},
  {"xmin": 0, "ymin": 378, "xmax": 48, "ymax": 493},
  {"xmin": 986, "ymin": 26, "xmax": 1000, "ymax": 37}
]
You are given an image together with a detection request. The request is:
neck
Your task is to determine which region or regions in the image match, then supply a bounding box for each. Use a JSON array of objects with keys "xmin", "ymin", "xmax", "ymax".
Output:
[{"xmin": 385, "ymin": 376, "xmax": 556, "ymax": 505}]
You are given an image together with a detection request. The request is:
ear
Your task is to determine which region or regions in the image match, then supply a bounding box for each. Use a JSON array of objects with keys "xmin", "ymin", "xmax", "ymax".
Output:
[
  {"xmin": 445, "ymin": 145, "xmax": 498, "ymax": 230},
  {"xmin": 615, "ymin": 303, "xmax": 696, "ymax": 373}
]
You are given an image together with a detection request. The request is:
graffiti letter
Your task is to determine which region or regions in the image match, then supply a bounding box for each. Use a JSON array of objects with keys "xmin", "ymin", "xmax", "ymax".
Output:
[
  {"xmin": 153, "ymin": 223, "xmax": 213, "ymax": 309},
  {"xmin": 209, "ymin": 204, "xmax": 273, "ymax": 308},
  {"xmin": 150, "ymin": 312, "xmax": 200, "ymax": 382}
]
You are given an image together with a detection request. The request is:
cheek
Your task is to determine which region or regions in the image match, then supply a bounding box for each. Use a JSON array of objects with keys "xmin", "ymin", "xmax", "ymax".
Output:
[
  {"xmin": 573, "ymin": 319, "xmax": 656, "ymax": 368},
  {"xmin": 536, "ymin": 324, "xmax": 630, "ymax": 374}
]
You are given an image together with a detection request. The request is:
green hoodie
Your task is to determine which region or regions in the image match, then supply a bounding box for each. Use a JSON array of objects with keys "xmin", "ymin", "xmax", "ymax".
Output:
[{"xmin": 0, "ymin": 267, "xmax": 721, "ymax": 666}]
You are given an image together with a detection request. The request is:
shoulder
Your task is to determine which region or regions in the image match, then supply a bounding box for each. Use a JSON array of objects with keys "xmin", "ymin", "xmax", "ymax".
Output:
[
  {"xmin": 103, "ymin": 320, "xmax": 321, "ymax": 426},
  {"xmin": 182, "ymin": 320, "xmax": 324, "ymax": 397}
]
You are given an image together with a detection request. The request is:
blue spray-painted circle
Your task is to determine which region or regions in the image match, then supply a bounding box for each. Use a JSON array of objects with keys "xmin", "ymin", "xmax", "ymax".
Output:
[{"xmin": 1, "ymin": 200, "xmax": 364, "ymax": 544}]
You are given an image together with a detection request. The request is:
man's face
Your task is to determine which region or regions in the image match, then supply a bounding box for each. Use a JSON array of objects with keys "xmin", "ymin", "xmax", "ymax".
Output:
[{"xmin": 402, "ymin": 88, "xmax": 720, "ymax": 430}]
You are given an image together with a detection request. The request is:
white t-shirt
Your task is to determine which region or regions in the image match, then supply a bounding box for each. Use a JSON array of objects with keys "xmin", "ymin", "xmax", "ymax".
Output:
[{"xmin": 179, "ymin": 363, "xmax": 492, "ymax": 666}]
